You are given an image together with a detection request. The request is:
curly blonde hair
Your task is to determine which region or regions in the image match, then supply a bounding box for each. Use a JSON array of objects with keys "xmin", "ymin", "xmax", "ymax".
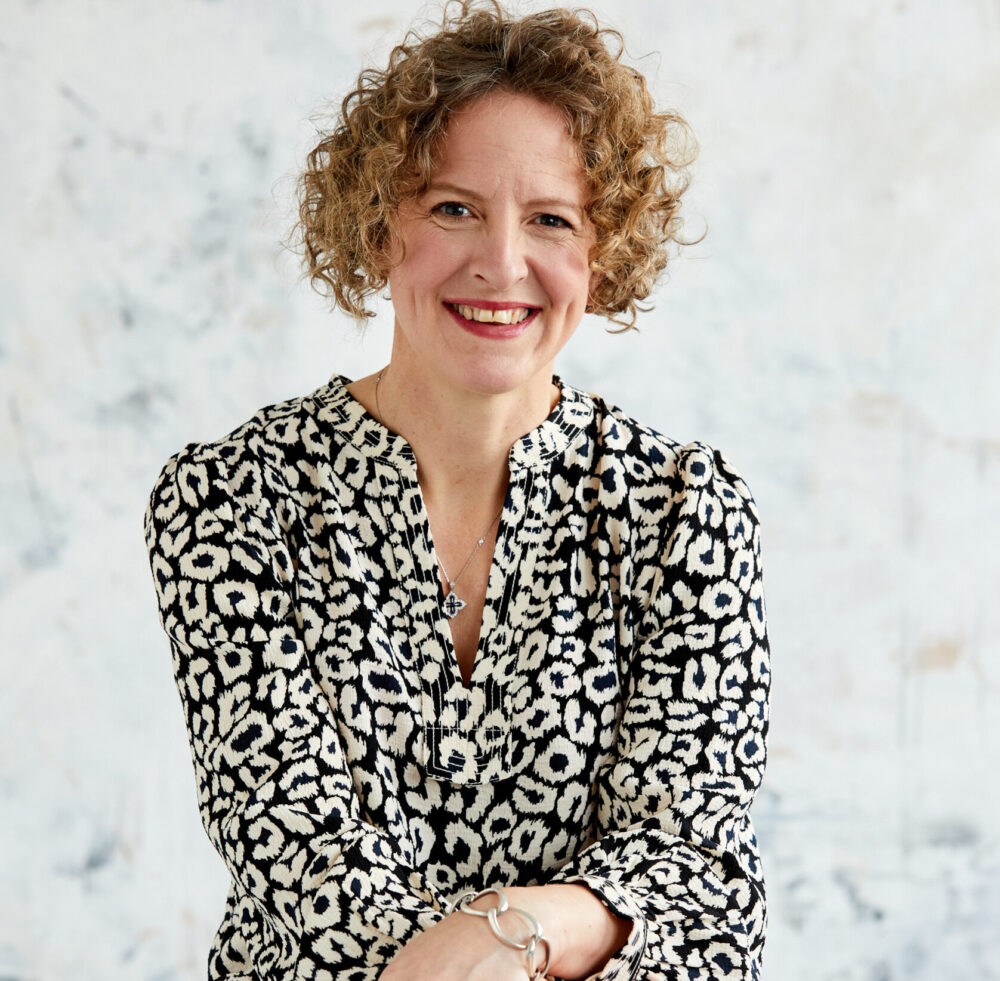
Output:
[{"xmin": 292, "ymin": 0, "xmax": 699, "ymax": 331}]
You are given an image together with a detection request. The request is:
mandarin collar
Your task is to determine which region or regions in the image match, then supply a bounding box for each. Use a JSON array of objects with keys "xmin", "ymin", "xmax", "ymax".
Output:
[{"xmin": 309, "ymin": 373, "xmax": 593, "ymax": 474}]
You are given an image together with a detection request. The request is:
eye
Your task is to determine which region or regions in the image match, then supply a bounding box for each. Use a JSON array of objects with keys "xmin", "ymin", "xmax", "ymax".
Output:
[
  {"xmin": 431, "ymin": 201, "xmax": 472, "ymax": 219},
  {"xmin": 535, "ymin": 213, "xmax": 573, "ymax": 229}
]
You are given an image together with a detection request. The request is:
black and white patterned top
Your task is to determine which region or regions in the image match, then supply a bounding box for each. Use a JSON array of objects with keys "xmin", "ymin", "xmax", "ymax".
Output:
[{"xmin": 144, "ymin": 372, "xmax": 771, "ymax": 981}]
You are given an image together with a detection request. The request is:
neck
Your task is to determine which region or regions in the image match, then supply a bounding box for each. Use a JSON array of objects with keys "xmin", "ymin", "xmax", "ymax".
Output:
[{"xmin": 360, "ymin": 344, "xmax": 559, "ymax": 513}]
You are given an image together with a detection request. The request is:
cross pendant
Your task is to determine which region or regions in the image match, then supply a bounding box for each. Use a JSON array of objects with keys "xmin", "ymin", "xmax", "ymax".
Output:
[{"xmin": 442, "ymin": 589, "xmax": 466, "ymax": 619}]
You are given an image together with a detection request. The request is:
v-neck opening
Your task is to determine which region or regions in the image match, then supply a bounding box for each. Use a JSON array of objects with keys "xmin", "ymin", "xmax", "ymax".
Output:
[
  {"xmin": 420, "ymin": 479, "xmax": 513, "ymax": 693},
  {"xmin": 313, "ymin": 372, "xmax": 575, "ymax": 694}
]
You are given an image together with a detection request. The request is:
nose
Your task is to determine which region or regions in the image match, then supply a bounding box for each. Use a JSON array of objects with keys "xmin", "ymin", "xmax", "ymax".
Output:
[{"xmin": 471, "ymin": 219, "xmax": 529, "ymax": 291}]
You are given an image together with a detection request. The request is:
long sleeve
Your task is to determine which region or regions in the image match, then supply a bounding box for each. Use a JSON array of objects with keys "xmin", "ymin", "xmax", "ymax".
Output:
[
  {"xmin": 143, "ymin": 434, "xmax": 447, "ymax": 979},
  {"xmin": 544, "ymin": 442, "xmax": 771, "ymax": 981}
]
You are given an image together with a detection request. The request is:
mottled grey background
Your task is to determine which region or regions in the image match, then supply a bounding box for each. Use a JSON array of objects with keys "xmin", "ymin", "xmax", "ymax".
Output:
[{"xmin": 2, "ymin": 1, "xmax": 998, "ymax": 978}]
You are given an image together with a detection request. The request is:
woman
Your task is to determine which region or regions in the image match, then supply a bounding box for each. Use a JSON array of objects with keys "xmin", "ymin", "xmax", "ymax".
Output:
[{"xmin": 144, "ymin": 3, "xmax": 771, "ymax": 979}]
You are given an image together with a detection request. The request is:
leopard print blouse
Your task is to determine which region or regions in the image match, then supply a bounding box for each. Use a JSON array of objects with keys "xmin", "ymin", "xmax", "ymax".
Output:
[{"xmin": 144, "ymin": 372, "xmax": 771, "ymax": 980}]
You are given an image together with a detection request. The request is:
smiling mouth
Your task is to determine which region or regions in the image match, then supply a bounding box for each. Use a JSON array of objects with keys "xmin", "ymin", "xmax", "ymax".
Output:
[{"xmin": 446, "ymin": 303, "xmax": 536, "ymax": 325}]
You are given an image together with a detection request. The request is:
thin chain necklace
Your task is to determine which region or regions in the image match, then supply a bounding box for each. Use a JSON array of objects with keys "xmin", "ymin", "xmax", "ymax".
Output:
[{"xmin": 374, "ymin": 367, "xmax": 504, "ymax": 620}]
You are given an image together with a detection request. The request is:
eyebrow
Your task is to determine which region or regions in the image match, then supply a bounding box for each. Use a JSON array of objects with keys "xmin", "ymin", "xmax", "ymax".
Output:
[{"xmin": 425, "ymin": 182, "xmax": 585, "ymax": 219}]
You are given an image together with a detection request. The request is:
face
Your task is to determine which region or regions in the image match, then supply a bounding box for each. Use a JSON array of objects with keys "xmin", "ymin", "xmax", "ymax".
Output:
[{"xmin": 386, "ymin": 90, "xmax": 598, "ymax": 399}]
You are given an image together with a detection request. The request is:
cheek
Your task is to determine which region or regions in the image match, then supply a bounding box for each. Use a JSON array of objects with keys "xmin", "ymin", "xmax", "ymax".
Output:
[
  {"xmin": 392, "ymin": 255, "xmax": 447, "ymax": 300},
  {"xmin": 403, "ymin": 238, "xmax": 466, "ymax": 291},
  {"xmin": 547, "ymin": 253, "xmax": 595, "ymax": 304}
]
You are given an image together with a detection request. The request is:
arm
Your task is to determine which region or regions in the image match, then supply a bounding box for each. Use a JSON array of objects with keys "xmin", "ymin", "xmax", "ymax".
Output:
[
  {"xmin": 144, "ymin": 436, "xmax": 447, "ymax": 976},
  {"xmin": 539, "ymin": 442, "xmax": 771, "ymax": 981},
  {"xmin": 379, "ymin": 882, "xmax": 629, "ymax": 981},
  {"xmin": 506, "ymin": 883, "xmax": 634, "ymax": 981}
]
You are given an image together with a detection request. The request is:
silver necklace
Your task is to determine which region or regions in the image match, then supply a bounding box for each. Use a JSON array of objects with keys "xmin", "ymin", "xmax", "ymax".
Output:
[
  {"xmin": 430, "ymin": 506, "xmax": 504, "ymax": 618},
  {"xmin": 374, "ymin": 368, "xmax": 504, "ymax": 620}
]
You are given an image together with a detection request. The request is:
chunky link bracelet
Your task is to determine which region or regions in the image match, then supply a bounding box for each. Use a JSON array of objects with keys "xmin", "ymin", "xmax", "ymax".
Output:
[{"xmin": 444, "ymin": 887, "xmax": 551, "ymax": 980}]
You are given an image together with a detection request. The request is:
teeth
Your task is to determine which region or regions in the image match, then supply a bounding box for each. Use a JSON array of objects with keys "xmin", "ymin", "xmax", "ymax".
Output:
[{"xmin": 455, "ymin": 304, "xmax": 532, "ymax": 324}]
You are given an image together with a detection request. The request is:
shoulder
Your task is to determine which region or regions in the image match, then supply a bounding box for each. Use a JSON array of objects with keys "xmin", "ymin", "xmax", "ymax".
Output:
[
  {"xmin": 564, "ymin": 382, "xmax": 760, "ymax": 528},
  {"xmin": 144, "ymin": 387, "xmax": 320, "ymax": 534}
]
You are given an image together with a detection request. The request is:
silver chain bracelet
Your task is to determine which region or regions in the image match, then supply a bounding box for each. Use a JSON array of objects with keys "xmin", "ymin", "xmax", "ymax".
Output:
[{"xmin": 444, "ymin": 887, "xmax": 551, "ymax": 979}]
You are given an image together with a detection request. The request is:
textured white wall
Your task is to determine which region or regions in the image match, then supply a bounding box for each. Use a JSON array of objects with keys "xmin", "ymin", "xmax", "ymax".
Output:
[{"xmin": 2, "ymin": 1, "xmax": 998, "ymax": 978}]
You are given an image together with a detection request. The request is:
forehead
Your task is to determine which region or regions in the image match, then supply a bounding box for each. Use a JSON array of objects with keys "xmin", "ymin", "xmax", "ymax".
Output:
[{"xmin": 430, "ymin": 91, "xmax": 589, "ymax": 203}]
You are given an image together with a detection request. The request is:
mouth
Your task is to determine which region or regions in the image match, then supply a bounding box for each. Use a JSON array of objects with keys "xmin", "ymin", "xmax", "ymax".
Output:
[
  {"xmin": 443, "ymin": 300, "xmax": 541, "ymax": 338},
  {"xmin": 444, "ymin": 302, "xmax": 538, "ymax": 325}
]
